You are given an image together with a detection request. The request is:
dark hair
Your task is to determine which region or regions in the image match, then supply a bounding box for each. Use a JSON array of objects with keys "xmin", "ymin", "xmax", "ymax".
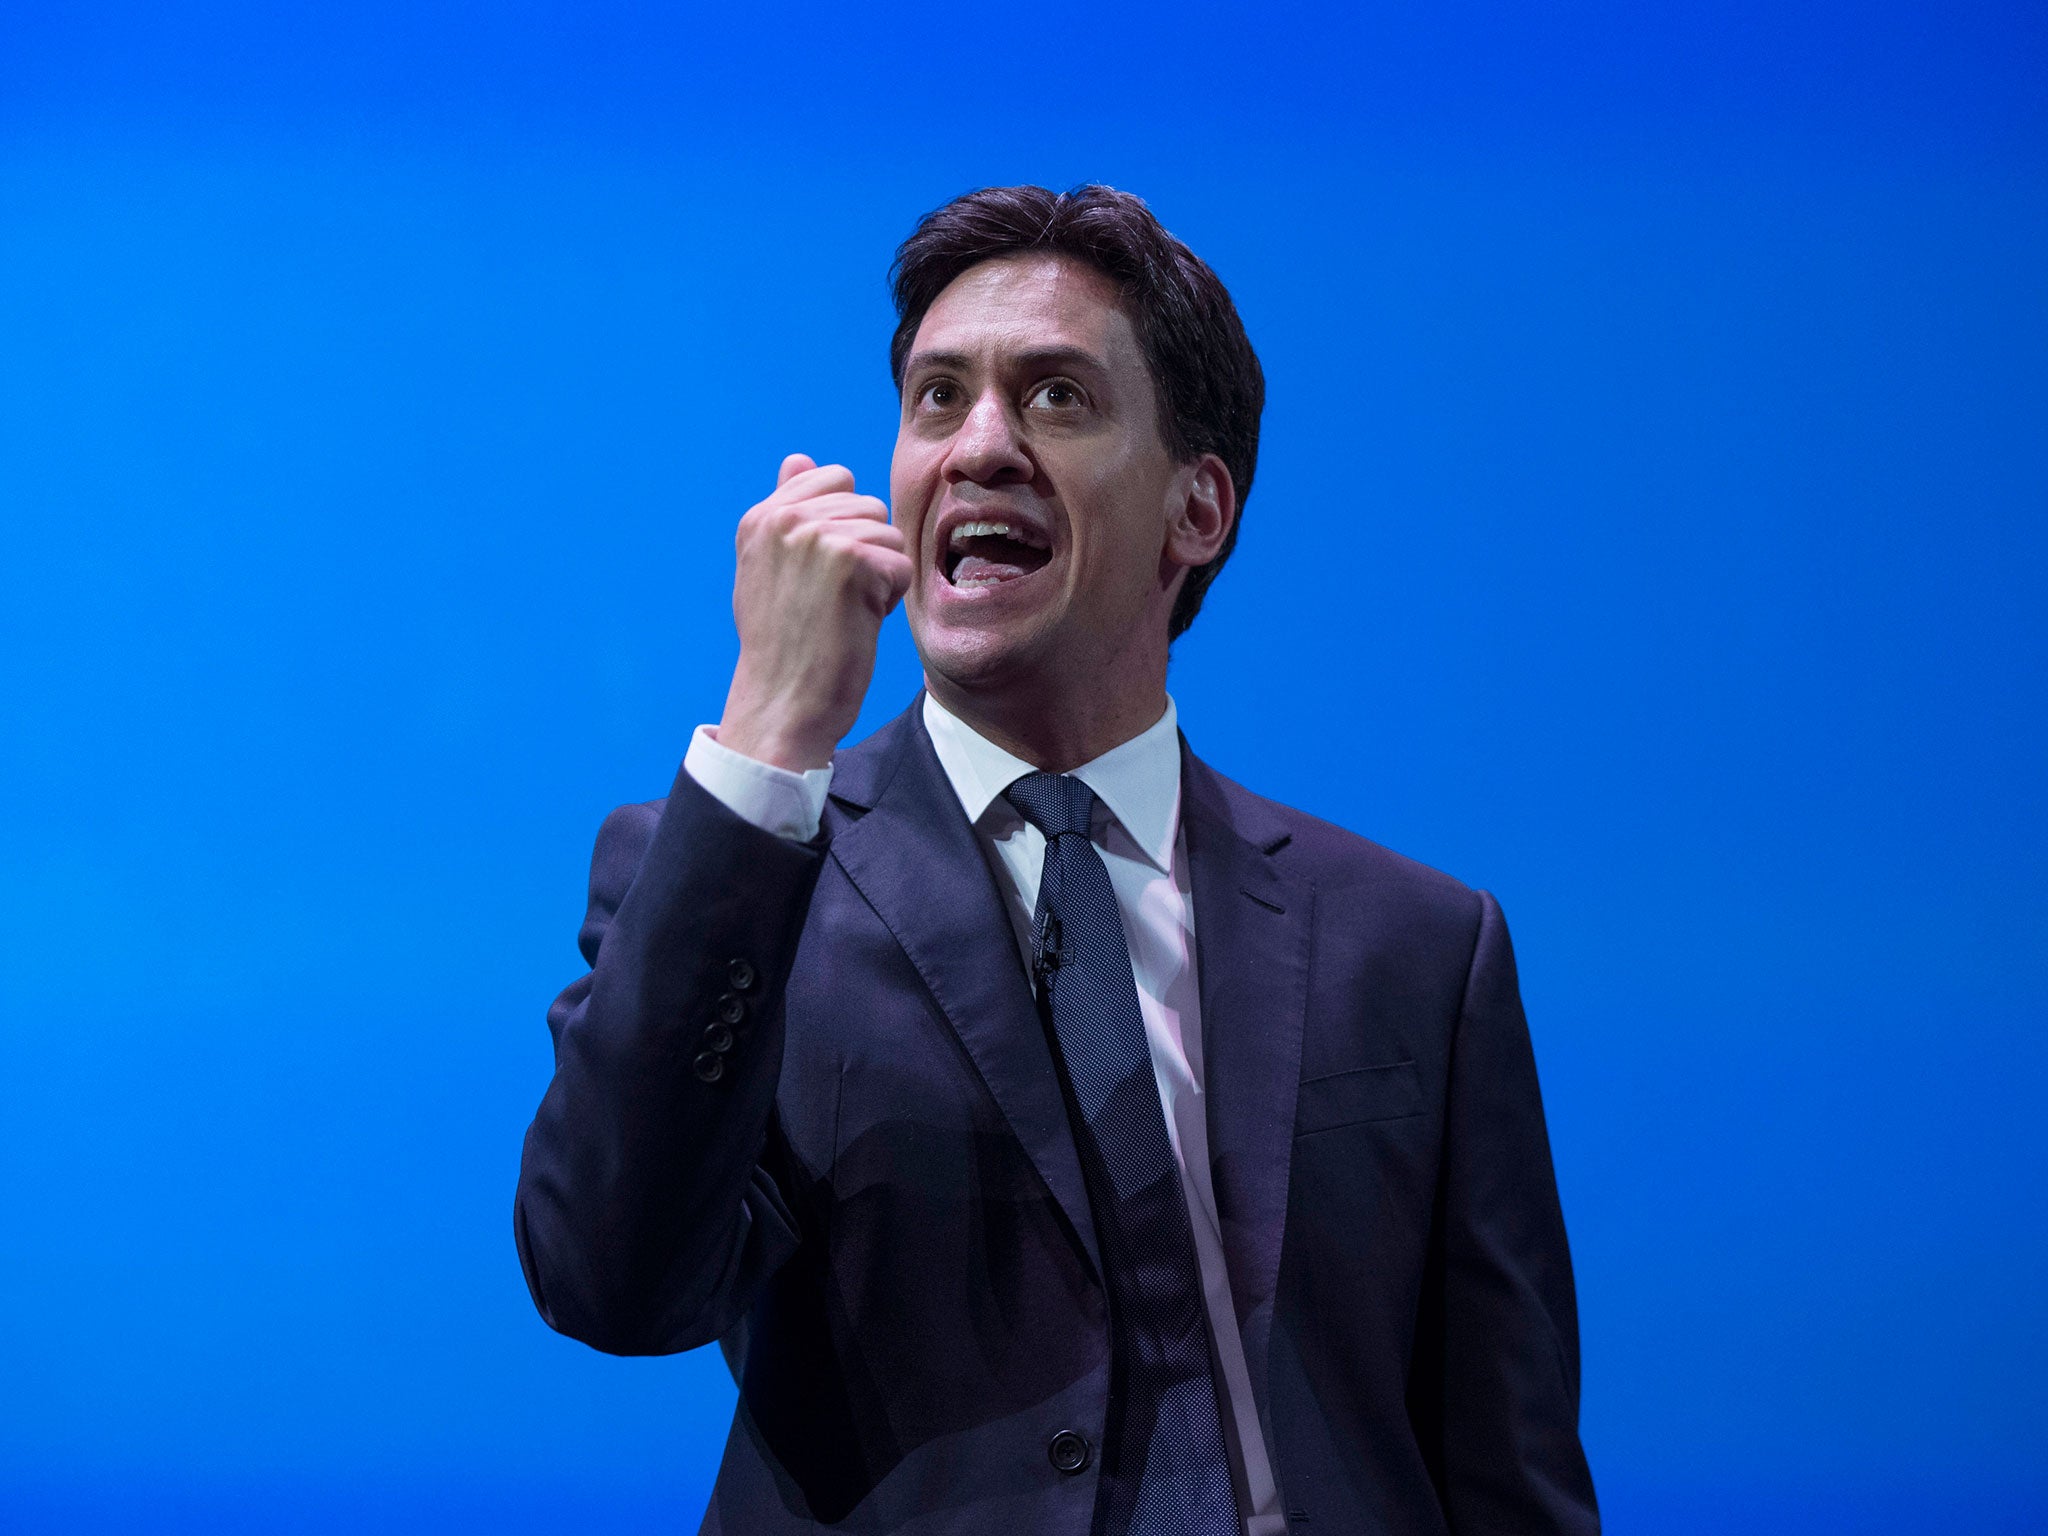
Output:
[{"xmin": 889, "ymin": 184, "xmax": 1264, "ymax": 641}]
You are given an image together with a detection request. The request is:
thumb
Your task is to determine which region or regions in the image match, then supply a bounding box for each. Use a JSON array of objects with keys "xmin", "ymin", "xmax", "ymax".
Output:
[{"xmin": 777, "ymin": 452, "xmax": 816, "ymax": 488}]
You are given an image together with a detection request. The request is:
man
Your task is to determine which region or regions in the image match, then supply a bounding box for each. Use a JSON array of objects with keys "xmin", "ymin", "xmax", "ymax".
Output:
[{"xmin": 516, "ymin": 184, "xmax": 1598, "ymax": 1535}]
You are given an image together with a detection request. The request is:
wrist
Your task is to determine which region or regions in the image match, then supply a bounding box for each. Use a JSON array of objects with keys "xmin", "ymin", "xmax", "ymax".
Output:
[{"xmin": 713, "ymin": 708, "xmax": 837, "ymax": 773}]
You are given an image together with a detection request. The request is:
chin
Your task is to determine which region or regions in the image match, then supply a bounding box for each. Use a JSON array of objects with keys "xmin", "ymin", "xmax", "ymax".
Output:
[{"xmin": 910, "ymin": 606, "xmax": 1057, "ymax": 698}]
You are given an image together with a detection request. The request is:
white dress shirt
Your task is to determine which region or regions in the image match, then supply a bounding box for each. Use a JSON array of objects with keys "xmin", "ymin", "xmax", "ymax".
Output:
[{"xmin": 683, "ymin": 696, "xmax": 1286, "ymax": 1535}]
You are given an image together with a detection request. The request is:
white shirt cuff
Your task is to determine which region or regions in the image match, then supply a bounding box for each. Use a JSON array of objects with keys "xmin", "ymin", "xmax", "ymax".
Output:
[{"xmin": 682, "ymin": 725, "xmax": 833, "ymax": 843}]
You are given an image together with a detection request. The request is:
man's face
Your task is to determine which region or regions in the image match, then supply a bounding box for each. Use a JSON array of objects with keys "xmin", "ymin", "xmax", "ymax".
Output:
[{"xmin": 891, "ymin": 253, "xmax": 1193, "ymax": 697}]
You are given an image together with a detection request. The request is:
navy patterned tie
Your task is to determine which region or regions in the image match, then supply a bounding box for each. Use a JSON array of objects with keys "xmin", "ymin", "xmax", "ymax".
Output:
[{"xmin": 1004, "ymin": 772, "xmax": 1240, "ymax": 1536}]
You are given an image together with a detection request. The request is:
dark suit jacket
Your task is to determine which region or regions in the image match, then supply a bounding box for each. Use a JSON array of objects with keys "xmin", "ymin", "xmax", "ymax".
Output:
[{"xmin": 516, "ymin": 700, "xmax": 1598, "ymax": 1534}]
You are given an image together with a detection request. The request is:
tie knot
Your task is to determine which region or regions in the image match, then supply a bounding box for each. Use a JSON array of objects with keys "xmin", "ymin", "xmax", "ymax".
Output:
[{"xmin": 1004, "ymin": 772, "xmax": 1095, "ymax": 841}]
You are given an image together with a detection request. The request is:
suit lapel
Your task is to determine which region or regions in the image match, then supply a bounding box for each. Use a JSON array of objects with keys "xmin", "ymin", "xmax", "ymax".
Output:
[
  {"xmin": 827, "ymin": 702, "xmax": 1102, "ymax": 1280},
  {"xmin": 1181, "ymin": 744, "xmax": 1311, "ymax": 1415}
]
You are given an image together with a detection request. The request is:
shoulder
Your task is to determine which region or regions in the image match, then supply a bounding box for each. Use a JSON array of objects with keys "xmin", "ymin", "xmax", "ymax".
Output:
[
  {"xmin": 595, "ymin": 794, "xmax": 664, "ymax": 863},
  {"xmin": 1188, "ymin": 753, "xmax": 1488, "ymax": 942},
  {"xmin": 573, "ymin": 796, "xmax": 665, "ymax": 925}
]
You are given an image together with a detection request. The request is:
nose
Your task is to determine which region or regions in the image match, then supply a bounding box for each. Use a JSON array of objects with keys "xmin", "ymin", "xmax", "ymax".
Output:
[{"xmin": 942, "ymin": 390, "xmax": 1032, "ymax": 486}]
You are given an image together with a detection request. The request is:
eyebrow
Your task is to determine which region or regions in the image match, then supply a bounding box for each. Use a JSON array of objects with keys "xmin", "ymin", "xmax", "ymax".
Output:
[{"xmin": 902, "ymin": 344, "xmax": 1111, "ymax": 379}]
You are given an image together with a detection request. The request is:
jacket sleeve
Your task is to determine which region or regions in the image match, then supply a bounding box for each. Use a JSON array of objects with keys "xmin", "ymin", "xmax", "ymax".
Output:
[
  {"xmin": 513, "ymin": 761, "xmax": 827, "ymax": 1355},
  {"xmin": 1419, "ymin": 890, "xmax": 1600, "ymax": 1533}
]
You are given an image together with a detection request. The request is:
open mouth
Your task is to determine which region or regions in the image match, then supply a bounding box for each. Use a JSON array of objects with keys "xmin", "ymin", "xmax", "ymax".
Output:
[{"xmin": 942, "ymin": 518, "xmax": 1053, "ymax": 588}]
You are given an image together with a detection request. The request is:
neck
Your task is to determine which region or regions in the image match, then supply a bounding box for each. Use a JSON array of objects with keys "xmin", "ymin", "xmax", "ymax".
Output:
[{"xmin": 924, "ymin": 644, "xmax": 1169, "ymax": 775}]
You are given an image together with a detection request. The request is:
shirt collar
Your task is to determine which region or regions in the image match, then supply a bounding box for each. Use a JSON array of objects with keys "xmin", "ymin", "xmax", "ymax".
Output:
[{"xmin": 921, "ymin": 692, "xmax": 1183, "ymax": 875}]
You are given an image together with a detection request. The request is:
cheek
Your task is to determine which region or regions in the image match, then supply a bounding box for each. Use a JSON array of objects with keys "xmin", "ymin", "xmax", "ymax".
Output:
[
  {"xmin": 1081, "ymin": 464, "xmax": 1172, "ymax": 573},
  {"xmin": 887, "ymin": 444, "xmax": 911, "ymax": 515},
  {"xmin": 891, "ymin": 427, "xmax": 951, "ymax": 499},
  {"xmin": 889, "ymin": 454, "xmax": 927, "ymax": 544}
]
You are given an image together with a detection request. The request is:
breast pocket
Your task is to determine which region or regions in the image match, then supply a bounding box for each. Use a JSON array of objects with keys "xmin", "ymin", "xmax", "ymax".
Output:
[{"xmin": 1295, "ymin": 1060, "xmax": 1424, "ymax": 1135}]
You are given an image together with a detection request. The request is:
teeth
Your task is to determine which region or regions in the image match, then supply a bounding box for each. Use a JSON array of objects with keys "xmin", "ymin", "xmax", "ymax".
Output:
[
  {"xmin": 950, "ymin": 520, "xmax": 1014, "ymax": 546},
  {"xmin": 947, "ymin": 519, "xmax": 1045, "ymax": 550}
]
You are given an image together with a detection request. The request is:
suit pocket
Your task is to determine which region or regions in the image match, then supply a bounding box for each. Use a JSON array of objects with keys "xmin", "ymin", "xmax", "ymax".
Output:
[{"xmin": 1295, "ymin": 1060, "xmax": 1423, "ymax": 1135}]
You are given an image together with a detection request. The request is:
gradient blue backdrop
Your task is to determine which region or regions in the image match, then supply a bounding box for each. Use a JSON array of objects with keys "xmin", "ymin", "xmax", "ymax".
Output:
[{"xmin": 4, "ymin": 2, "xmax": 2044, "ymax": 1531}]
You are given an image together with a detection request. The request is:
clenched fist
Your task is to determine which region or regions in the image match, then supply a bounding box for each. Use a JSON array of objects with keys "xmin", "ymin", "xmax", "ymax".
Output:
[{"xmin": 716, "ymin": 454, "xmax": 914, "ymax": 772}]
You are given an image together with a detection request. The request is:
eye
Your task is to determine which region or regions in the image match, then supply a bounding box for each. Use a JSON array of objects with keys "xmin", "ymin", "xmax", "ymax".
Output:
[
  {"xmin": 916, "ymin": 378, "xmax": 964, "ymax": 411},
  {"xmin": 1026, "ymin": 378, "xmax": 1085, "ymax": 410}
]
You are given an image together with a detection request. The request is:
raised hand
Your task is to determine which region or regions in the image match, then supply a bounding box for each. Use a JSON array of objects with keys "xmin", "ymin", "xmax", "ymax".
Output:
[{"xmin": 715, "ymin": 454, "xmax": 914, "ymax": 771}]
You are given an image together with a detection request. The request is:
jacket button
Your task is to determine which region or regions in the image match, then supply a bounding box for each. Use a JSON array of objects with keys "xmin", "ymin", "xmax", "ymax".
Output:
[
  {"xmin": 716, "ymin": 992, "xmax": 746, "ymax": 1025},
  {"xmin": 691, "ymin": 1051, "xmax": 725, "ymax": 1084},
  {"xmin": 727, "ymin": 958, "xmax": 757, "ymax": 991},
  {"xmin": 1047, "ymin": 1430, "xmax": 1090, "ymax": 1474},
  {"xmin": 701, "ymin": 1022, "xmax": 734, "ymax": 1054}
]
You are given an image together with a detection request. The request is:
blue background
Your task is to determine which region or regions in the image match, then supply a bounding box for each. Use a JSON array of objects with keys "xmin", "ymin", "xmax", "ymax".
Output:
[{"xmin": 3, "ymin": 2, "xmax": 2043, "ymax": 1530}]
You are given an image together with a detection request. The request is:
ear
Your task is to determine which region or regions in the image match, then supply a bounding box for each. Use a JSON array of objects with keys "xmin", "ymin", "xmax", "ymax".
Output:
[{"xmin": 1164, "ymin": 453, "xmax": 1237, "ymax": 571}]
